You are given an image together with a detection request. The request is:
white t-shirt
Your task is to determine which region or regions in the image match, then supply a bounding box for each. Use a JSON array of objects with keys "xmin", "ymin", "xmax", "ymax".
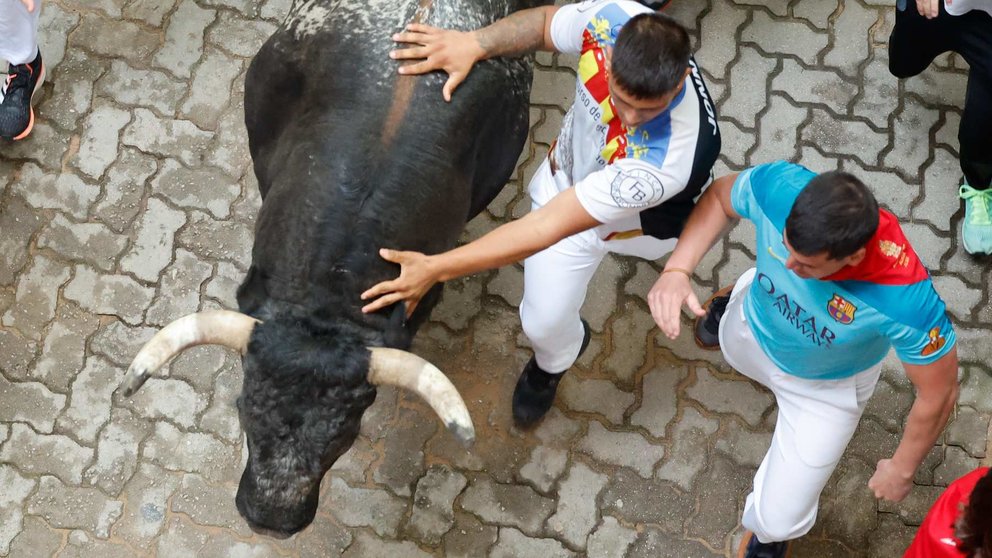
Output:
[
  {"xmin": 545, "ymin": 0, "xmax": 718, "ymax": 241},
  {"xmin": 946, "ymin": 0, "xmax": 992, "ymax": 17}
]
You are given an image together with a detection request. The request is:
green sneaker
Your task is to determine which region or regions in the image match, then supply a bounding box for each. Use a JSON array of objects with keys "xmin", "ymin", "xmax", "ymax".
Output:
[{"xmin": 959, "ymin": 184, "xmax": 992, "ymax": 255}]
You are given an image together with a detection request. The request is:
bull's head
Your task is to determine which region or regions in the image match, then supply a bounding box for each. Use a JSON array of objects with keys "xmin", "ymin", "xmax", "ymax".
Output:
[{"xmin": 117, "ymin": 310, "xmax": 473, "ymax": 538}]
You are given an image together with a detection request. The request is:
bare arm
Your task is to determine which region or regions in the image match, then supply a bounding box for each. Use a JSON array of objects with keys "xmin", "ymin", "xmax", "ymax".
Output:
[
  {"xmin": 19, "ymin": 0, "xmax": 35, "ymax": 11},
  {"xmin": 361, "ymin": 188, "xmax": 600, "ymax": 316},
  {"xmin": 391, "ymin": 6, "xmax": 559, "ymax": 100},
  {"xmin": 868, "ymin": 348, "xmax": 959, "ymax": 501},
  {"xmin": 646, "ymin": 173, "xmax": 741, "ymax": 338}
]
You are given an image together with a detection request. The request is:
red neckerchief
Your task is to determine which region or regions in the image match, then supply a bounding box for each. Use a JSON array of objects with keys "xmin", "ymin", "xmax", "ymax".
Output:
[{"xmin": 823, "ymin": 209, "xmax": 930, "ymax": 284}]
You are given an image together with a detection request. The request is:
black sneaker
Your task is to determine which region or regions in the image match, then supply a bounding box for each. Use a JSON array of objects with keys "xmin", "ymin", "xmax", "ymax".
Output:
[
  {"xmin": 737, "ymin": 531, "xmax": 791, "ymax": 558},
  {"xmin": 512, "ymin": 319, "xmax": 591, "ymax": 428},
  {"xmin": 693, "ymin": 284, "xmax": 733, "ymax": 350},
  {"xmin": 0, "ymin": 50, "xmax": 45, "ymax": 141}
]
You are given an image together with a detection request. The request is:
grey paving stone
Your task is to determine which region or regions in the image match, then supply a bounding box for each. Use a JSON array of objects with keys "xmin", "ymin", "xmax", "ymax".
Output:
[
  {"xmin": 547, "ymin": 461, "xmax": 608, "ymax": 549},
  {"xmin": 88, "ymin": 319, "xmax": 157, "ymax": 369},
  {"xmin": 342, "ymin": 531, "xmax": 433, "ymax": 558},
  {"xmin": 805, "ymin": 107, "xmax": 888, "ymax": 167},
  {"xmin": 686, "ymin": 455, "xmax": 751, "ymax": 549},
  {"xmin": 176, "ymin": 209, "xmax": 255, "ymax": 270},
  {"xmin": 900, "ymin": 221, "xmax": 945, "ymax": 270},
  {"xmin": 720, "ymin": 46, "xmax": 777, "ymax": 128},
  {"xmin": 63, "ymin": 264, "xmax": 156, "ymax": 326},
  {"xmin": 37, "ymin": 1, "xmax": 78, "ymax": 72},
  {"xmin": 772, "ymin": 59, "xmax": 857, "ymax": 115},
  {"xmin": 853, "ymin": 52, "xmax": 899, "ymax": 129},
  {"xmin": 432, "ymin": 275, "xmax": 483, "ymax": 331},
  {"xmin": 0, "ymin": 122, "xmax": 69, "ymax": 168},
  {"xmin": 844, "ymin": 159, "xmax": 920, "ymax": 217},
  {"xmin": 55, "ymin": 354, "xmax": 122, "ymax": 443},
  {"xmin": 946, "ymin": 407, "xmax": 990, "ymax": 458},
  {"xmin": 932, "ymin": 274, "xmax": 982, "ymax": 321},
  {"xmin": 39, "ymin": 49, "xmax": 98, "ymax": 132},
  {"xmin": 155, "ymin": 160, "xmax": 244, "ymax": 222},
  {"xmin": 296, "ymin": 512, "xmax": 353, "ymax": 558},
  {"xmin": 442, "ymin": 511, "xmax": 498, "ymax": 558},
  {"xmin": 461, "ymin": 476, "xmax": 557, "ymax": 537},
  {"xmin": 578, "ymin": 421, "xmax": 665, "ymax": 479},
  {"xmin": 197, "ymin": 357, "xmax": 244, "ymax": 444},
  {"xmin": 154, "ymin": 0, "xmax": 216, "ymax": 79},
  {"xmin": 823, "ymin": 0, "xmax": 878, "ymax": 76},
  {"xmin": 934, "ymin": 110, "xmax": 960, "ymax": 152},
  {"xmin": 582, "ymin": 254, "xmax": 628, "ymax": 333},
  {"xmin": 533, "ymin": 407, "xmax": 583, "ymax": 447},
  {"xmin": 630, "ymin": 366, "xmax": 686, "ymax": 438},
  {"xmin": 260, "ymin": 0, "xmax": 292, "ymax": 20},
  {"xmin": 170, "ymin": 473, "xmax": 248, "ymax": 535},
  {"xmin": 70, "ymin": 13, "xmax": 159, "ymax": 64},
  {"xmin": 327, "ymin": 477, "xmax": 407, "ymax": 538},
  {"xmin": 714, "ymin": 418, "xmax": 774, "ymax": 468},
  {"xmin": 518, "ymin": 446, "xmax": 569, "ymax": 494},
  {"xmin": 559, "ymin": 376, "xmax": 634, "ymax": 425},
  {"xmin": 406, "ymin": 465, "xmax": 468, "ymax": 545},
  {"xmin": 0, "ymin": 196, "xmax": 45, "ymax": 289},
  {"xmin": 126, "ymin": 378, "xmax": 208, "ymax": 430},
  {"xmin": 0, "ymin": 330, "xmax": 36, "ymax": 383},
  {"xmin": 916, "ymin": 147, "xmax": 964, "ymax": 233},
  {"xmin": 602, "ymin": 301, "xmax": 656, "ymax": 386},
  {"xmin": 879, "ymin": 483, "xmax": 944, "ymax": 526},
  {"xmin": 955, "ymin": 327, "xmax": 992, "ymax": 368},
  {"xmin": 154, "ymin": 517, "xmax": 210, "ymax": 558},
  {"xmin": 83, "ymin": 407, "xmax": 153, "ymax": 496},
  {"xmin": 2, "ymin": 254, "xmax": 71, "ymax": 340},
  {"xmin": 863, "ymin": 376, "xmax": 914, "ymax": 432},
  {"xmin": 0, "ymin": 379, "xmax": 66, "ymax": 433},
  {"xmin": 792, "ymin": 0, "xmax": 838, "ymax": 29},
  {"xmin": 687, "ymin": 366, "xmax": 773, "ymax": 427},
  {"xmin": 628, "ymin": 526, "xmax": 723, "ymax": 558},
  {"xmin": 114, "ymin": 463, "xmax": 182, "ymax": 548},
  {"xmin": 120, "ymin": 197, "xmax": 187, "ymax": 283},
  {"xmin": 490, "ymin": 527, "xmax": 575, "ymax": 558},
  {"xmin": 204, "ymin": 101, "xmax": 254, "ymax": 178},
  {"xmin": 885, "ymin": 96, "xmax": 941, "ymax": 180},
  {"xmin": 7, "ymin": 516, "xmax": 62, "ymax": 558},
  {"xmin": 146, "ymin": 249, "xmax": 213, "ymax": 327},
  {"xmin": 533, "ymin": 107, "xmax": 564, "ymax": 147},
  {"xmin": 866, "ymin": 512, "xmax": 918, "ymax": 557},
  {"xmin": 10, "ymin": 164, "xmax": 99, "ymax": 222},
  {"xmin": 714, "ymin": 246, "xmax": 756, "ymax": 294},
  {"xmin": 531, "ymin": 67, "xmax": 576, "ymax": 108},
  {"xmin": 122, "ymin": 109, "xmax": 214, "ymax": 167},
  {"xmin": 26, "ymin": 476, "xmax": 123, "ymax": 538},
  {"xmin": 696, "ymin": 0, "xmax": 748, "ymax": 79},
  {"xmin": 959, "ymin": 366, "xmax": 992, "ymax": 415},
  {"xmin": 741, "ymin": 10, "xmax": 828, "ymax": 64},
  {"xmin": 372, "ymin": 406, "xmax": 437, "ymax": 496},
  {"xmin": 0, "ymin": 465, "xmax": 36, "ymax": 556},
  {"xmin": 204, "ymin": 261, "xmax": 245, "ymax": 310},
  {"xmin": 905, "ymin": 68, "xmax": 968, "ymax": 109},
  {"xmin": 207, "ymin": 15, "xmax": 278, "ymax": 58},
  {"xmin": 93, "ymin": 148, "xmax": 158, "ymax": 234},
  {"xmin": 933, "ymin": 445, "xmax": 981, "ymax": 487},
  {"xmin": 586, "ymin": 515, "xmax": 638, "ymax": 558},
  {"xmin": 656, "ymin": 407, "xmax": 719, "ymax": 490},
  {"xmin": 817, "ymin": 459, "xmax": 879, "ymax": 549},
  {"xmin": 124, "ymin": 0, "xmax": 174, "ymax": 26},
  {"xmin": 180, "ymin": 48, "xmax": 243, "ymax": 130},
  {"xmin": 847, "ymin": 417, "xmax": 900, "ymax": 467},
  {"xmin": 96, "ymin": 60, "xmax": 187, "ymax": 115},
  {"xmin": 74, "ymin": 103, "xmax": 131, "ymax": 179},
  {"xmin": 0, "ymin": 424, "xmax": 7, "ymax": 447},
  {"xmin": 141, "ymin": 422, "xmax": 240, "ymax": 483},
  {"xmin": 37, "ymin": 213, "xmax": 128, "ymax": 273}
]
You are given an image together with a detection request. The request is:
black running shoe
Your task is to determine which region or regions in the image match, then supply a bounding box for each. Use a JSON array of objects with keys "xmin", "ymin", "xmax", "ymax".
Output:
[
  {"xmin": 693, "ymin": 284, "xmax": 732, "ymax": 350},
  {"xmin": 737, "ymin": 531, "xmax": 791, "ymax": 558},
  {"xmin": 638, "ymin": 0, "xmax": 673, "ymax": 9},
  {"xmin": 512, "ymin": 319, "xmax": 591, "ymax": 428},
  {"xmin": 0, "ymin": 50, "xmax": 45, "ymax": 141}
]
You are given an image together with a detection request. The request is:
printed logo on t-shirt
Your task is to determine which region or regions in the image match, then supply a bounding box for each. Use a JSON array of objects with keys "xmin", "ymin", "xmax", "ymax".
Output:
[
  {"xmin": 610, "ymin": 168, "xmax": 663, "ymax": 208},
  {"xmin": 827, "ymin": 293, "xmax": 857, "ymax": 325}
]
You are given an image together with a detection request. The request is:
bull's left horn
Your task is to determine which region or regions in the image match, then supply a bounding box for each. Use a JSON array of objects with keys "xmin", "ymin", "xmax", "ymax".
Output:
[
  {"xmin": 367, "ymin": 347, "xmax": 475, "ymax": 447},
  {"xmin": 119, "ymin": 310, "xmax": 260, "ymax": 397}
]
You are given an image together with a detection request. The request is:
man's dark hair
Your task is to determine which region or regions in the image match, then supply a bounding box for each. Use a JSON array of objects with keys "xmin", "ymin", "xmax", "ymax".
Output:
[
  {"xmin": 957, "ymin": 469, "xmax": 992, "ymax": 558},
  {"xmin": 784, "ymin": 171, "xmax": 879, "ymax": 259},
  {"xmin": 611, "ymin": 13, "xmax": 691, "ymax": 100}
]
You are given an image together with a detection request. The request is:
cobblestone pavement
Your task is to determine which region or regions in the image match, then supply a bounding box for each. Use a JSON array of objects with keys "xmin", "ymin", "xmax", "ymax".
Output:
[{"xmin": 1, "ymin": 0, "xmax": 990, "ymax": 556}]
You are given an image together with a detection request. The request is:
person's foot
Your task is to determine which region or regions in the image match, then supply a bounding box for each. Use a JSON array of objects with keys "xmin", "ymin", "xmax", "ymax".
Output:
[
  {"xmin": 638, "ymin": 0, "xmax": 673, "ymax": 9},
  {"xmin": 693, "ymin": 284, "xmax": 733, "ymax": 350},
  {"xmin": 737, "ymin": 531, "xmax": 791, "ymax": 558},
  {"xmin": 512, "ymin": 319, "xmax": 591, "ymax": 428},
  {"xmin": 0, "ymin": 49, "xmax": 45, "ymax": 141},
  {"xmin": 960, "ymin": 184, "xmax": 992, "ymax": 255}
]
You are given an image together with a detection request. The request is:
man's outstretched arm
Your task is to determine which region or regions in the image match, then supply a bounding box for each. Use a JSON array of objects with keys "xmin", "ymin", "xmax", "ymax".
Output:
[{"xmin": 391, "ymin": 6, "xmax": 560, "ymax": 101}]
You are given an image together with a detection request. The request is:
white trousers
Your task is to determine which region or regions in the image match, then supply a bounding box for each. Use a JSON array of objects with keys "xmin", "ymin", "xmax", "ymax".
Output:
[
  {"xmin": 720, "ymin": 268, "xmax": 882, "ymax": 543},
  {"xmin": 520, "ymin": 159, "xmax": 677, "ymax": 372},
  {"xmin": 0, "ymin": 0, "xmax": 41, "ymax": 66}
]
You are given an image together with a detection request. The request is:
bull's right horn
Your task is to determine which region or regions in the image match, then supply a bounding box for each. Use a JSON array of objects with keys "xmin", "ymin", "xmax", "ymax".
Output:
[
  {"xmin": 119, "ymin": 310, "xmax": 260, "ymax": 397},
  {"xmin": 367, "ymin": 347, "xmax": 475, "ymax": 447}
]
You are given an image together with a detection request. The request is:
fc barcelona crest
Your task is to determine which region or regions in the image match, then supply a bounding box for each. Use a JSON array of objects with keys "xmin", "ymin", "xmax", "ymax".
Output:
[{"xmin": 827, "ymin": 293, "xmax": 857, "ymax": 324}]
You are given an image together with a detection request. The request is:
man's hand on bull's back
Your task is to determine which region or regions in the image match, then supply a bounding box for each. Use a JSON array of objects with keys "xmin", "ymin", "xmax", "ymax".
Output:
[
  {"xmin": 361, "ymin": 248, "xmax": 439, "ymax": 317},
  {"xmin": 391, "ymin": 24, "xmax": 486, "ymax": 102}
]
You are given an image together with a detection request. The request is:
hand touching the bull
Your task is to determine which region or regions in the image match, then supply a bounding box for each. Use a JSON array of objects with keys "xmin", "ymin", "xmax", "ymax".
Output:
[
  {"xmin": 391, "ymin": 24, "xmax": 486, "ymax": 102},
  {"xmin": 361, "ymin": 248, "xmax": 440, "ymax": 317}
]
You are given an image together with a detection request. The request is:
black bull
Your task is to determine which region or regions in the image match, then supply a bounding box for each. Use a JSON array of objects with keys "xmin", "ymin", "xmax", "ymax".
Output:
[{"xmin": 119, "ymin": 0, "xmax": 552, "ymax": 538}]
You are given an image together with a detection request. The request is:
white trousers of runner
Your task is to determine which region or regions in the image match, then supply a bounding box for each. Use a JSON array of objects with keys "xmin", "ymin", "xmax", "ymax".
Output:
[
  {"xmin": 720, "ymin": 268, "xmax": 882, "ymax": 543},
  {"xmin": 0, "ymin": 0, "xmax": 41, "ymax": 66},
  {"xmin": 520, "ymin": 158, "xmax": 677, "ymax": 373}
]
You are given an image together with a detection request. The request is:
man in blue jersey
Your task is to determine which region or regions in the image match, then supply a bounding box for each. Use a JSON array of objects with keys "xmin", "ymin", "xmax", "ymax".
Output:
[
  {"xmin": 362, "ymin": 1, "xmax": 720, "ymax": 428},
  {"xmin": 648, "ymin": 162, "xmax": 960, "ymax": 558}
]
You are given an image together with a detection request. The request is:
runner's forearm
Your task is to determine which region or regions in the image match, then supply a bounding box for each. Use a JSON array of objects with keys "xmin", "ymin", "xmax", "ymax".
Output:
[
  {"xmin": 663, "ymin": 174, "xmax": 738, "ymax": 272},
  {"xmin": 472, "ymin": 6, "xmax": 557, "ymax": 59}
]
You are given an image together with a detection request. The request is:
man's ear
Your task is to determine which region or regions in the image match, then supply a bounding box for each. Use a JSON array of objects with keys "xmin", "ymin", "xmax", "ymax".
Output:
[{"xmin": 845, "ymin": 246, "xmax": 868, "ymax": 267}]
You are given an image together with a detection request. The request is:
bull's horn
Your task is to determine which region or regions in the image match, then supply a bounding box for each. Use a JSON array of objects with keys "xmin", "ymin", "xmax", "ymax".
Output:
[
  {"xmin": 119, "ymin": 310, "xmax": 260, "ymax": 397},
  {"xmin": 367, "ymin": 347, "xmax": 475, "ymax": 447}
]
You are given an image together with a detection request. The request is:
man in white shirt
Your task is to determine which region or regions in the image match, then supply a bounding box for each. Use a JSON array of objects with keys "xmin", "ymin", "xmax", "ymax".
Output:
[{"xmin": 361, "ymin": 0, "xmax": 720, "ymax": 427}]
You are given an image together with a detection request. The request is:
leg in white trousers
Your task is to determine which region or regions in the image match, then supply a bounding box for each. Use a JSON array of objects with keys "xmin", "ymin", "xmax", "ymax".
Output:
[
  {"xmin": 719, "ymin": 268, "xmax": 882, "ymax": 543},
  {"xmin": 519, "ymin": 158, "xmax": 677, "ymax": 372},
  {"xmin": 0, "ymin": 0, "xmax": 41, "ymax": 66}
]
